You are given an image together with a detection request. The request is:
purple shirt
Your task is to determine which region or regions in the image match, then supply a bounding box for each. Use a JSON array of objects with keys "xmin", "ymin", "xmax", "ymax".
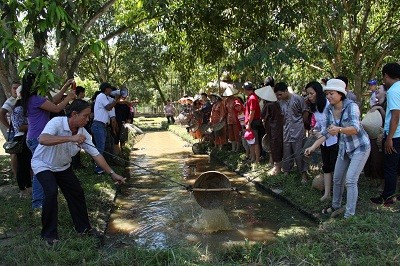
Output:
[{"xmin": 27, "ymin": 95, "xmax": 49, "ymax": 139}]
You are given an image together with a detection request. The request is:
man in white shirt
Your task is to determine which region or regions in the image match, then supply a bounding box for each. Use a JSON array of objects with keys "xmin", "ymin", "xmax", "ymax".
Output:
[
  {"xmin": 32, "ymin": 99, "xmax": 125, "ymax": 245},
  {"xmin": 0, "ymin": 82, "xmax": 20, "ymax": 179},
  {"xmin": 0, "ymin": 82, "xmax": 20, "ymax": 137},
  {"xmin": 90, "ymin": 82, "xmax": 120, "ymax": 174}
]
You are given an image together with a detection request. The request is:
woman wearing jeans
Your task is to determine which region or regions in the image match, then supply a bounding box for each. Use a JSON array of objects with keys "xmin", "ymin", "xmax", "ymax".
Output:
[
  {"xmin": 20, "ymin": 73, "xmax": 76, "ymax": 209},
  {"xmin": 305, "ymin": 79, "xmax": 370, "ymax": 218}
]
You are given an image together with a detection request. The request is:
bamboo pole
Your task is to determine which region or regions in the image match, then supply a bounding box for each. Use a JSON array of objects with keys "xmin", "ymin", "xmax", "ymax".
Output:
[{"xmin": 190, "ymin": 187, "xmax": 235, "ymax": 192}]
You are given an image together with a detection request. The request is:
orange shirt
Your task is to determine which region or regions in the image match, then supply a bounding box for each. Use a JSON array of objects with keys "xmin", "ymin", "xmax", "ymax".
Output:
[{"xmin": 210, "ymin": 100, "xmax": 226, "ymax": 124}]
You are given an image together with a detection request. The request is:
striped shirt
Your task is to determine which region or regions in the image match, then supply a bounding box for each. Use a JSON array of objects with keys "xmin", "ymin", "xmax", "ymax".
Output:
[{"xmin": 320, "ymin": 99, "xmax": 370, "ymax": 159}]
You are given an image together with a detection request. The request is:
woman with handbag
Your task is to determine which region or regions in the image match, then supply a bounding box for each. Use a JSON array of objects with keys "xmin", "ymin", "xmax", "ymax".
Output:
[
  {"xmin": 20, "ymin": 72, "xmax": 76, "ymax": 209},
  {"xmin": 305, "ymin": 79, "xmax": 370, "ymax": 219},
  {"xmin": 10, "ymin": 98, "xmax": 32, "ymax": 198}
]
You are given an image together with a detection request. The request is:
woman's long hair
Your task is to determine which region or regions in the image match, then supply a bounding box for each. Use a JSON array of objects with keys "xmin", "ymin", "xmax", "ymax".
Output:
[
  {"xmin": 20, "ymin": 73, "xmax": 38, "ymax": 117},
  {"xmin": 305, "ymin": 81, "xmax": 326, "ymax": 113}
]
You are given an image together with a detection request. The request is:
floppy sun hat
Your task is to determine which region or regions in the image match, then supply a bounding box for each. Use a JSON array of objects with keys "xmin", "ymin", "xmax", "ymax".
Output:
[
  {"xmin": 323, "ymin": 79, "xmax": 347, "ymax": 96},
  {"xmin": 255, "ymin": 85, "xmax": 277, "ymax": 102}
]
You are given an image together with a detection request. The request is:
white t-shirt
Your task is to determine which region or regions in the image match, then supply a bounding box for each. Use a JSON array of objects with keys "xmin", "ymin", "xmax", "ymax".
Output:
[
  {"xmin": 31, "ymin": 116, "xmax": 99, "ymax": 174},
  {"xmin": 1, "ymin": 96, "xmax": 17, "ymax": 113},
  {"xmin": 313, "ymin": 99, "xmax": 338, "ymax": 147},
  {"xmin": 93, "ymin": 93, "xmax": 112, "ymax": 123}
]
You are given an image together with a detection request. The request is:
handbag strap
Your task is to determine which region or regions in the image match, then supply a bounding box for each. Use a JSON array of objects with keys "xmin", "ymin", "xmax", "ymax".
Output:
[
  {"xmin": 7, "ymin": 120, "xmax": 15, "ymax": 141},
  {"xmin": 337, "ymin": 103, "xmax": 353, "ymax": 141}
]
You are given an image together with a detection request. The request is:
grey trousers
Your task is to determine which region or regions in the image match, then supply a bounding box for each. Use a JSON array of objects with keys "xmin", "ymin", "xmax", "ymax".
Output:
[
  {"xmin": 332, "ymin": 147, "xmax": 370, "ymax": 218},
  {"xmin": 282, "ymin": 138, "xmax": 308, "ymax": 173}
]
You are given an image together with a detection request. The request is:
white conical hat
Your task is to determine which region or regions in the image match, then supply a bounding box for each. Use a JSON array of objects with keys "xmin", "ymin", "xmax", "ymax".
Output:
[
  {"xmin": 255, "ymin": 86, "xmax": 277, "ymax": 102},
  {"xmin": 222, "ymin": 86, "xmax": 238, "ymax": 97}
]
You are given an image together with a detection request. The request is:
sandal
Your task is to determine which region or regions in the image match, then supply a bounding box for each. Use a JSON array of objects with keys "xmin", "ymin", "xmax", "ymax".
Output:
[
  {"xmin": 321, "ymin": 206, "xmax": 336, "ymax": 214},
  {"xmin": 321, "ymin": 206, "xmax": 344, "ymax": 218}
]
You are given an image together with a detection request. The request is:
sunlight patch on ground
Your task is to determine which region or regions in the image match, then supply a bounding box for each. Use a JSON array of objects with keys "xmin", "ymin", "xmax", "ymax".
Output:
[{"xmin": 276, "ymin": 226, "xmax": 308, "ymax": 237}]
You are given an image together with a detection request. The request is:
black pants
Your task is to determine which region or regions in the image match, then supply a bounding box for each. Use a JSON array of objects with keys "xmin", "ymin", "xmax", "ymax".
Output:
[
  {"xmin": 16, "ymin": 139, "xmax": 32, "ymax": 190},
  {"xmin": 36, "ymin": 168, "xmax": 91, "ymax": 240},
  {"xmin": 320, "ymin": 143, "xmax": 339, "ymax": 173},
  {"xmin": 71, "ymin": 151, "xmax": 82, "ymax": 168},
  {"xmin": 382, "ymin": 137, "xmax": 400, "ymax": 198},
  {"xmin": 166, "ymin": 115, "xmax": 175, "ymax": 124}
]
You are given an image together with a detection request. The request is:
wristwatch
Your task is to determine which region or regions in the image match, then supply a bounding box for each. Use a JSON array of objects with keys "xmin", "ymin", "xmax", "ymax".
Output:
[
  {"xmin": 109, "ymin": 170, "xmax": 115, "ymax": 176},
  {"xmin": 339, "ymin": 128, "xmax": 342, "ymax": 133}
]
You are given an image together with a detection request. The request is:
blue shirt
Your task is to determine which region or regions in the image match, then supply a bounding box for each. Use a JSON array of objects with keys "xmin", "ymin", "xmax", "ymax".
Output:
[
  {"xmin": 321, "ymin": 99, "xmax": 370, "ymax": 159},
  {"xmin": 384, "ymin": 80, "xmax": 400, "ymax": 138}
]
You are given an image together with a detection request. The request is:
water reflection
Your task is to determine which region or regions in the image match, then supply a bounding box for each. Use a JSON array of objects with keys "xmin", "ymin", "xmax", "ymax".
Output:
[{"xmin": 105, "ymin": 131, "xmax": 314, "ymax": 251}]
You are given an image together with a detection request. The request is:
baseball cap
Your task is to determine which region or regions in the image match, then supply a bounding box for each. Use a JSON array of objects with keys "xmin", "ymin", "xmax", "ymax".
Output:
[{"xmin": 367, "ymin": 79, "xmax": 377, "ymax": 85}]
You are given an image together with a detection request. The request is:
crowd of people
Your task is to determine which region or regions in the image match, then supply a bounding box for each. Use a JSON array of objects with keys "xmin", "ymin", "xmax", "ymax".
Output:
[
  {"xmin": 0, "ymin": 75, "xmax": 134, "ymax": 245},
  {"xmin": 171, "ymin": 62, "xmax": 400, "ymax": 219}
]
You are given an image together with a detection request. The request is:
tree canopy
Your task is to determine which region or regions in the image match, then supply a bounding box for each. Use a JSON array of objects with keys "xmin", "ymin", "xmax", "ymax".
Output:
[{"xmin": 1, "ymin": 0, "xmax": 399, "ymax": 105}]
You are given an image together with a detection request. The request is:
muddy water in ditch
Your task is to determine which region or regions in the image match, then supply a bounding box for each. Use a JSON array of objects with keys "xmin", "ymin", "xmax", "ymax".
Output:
[{"xmin": 105, "ymin": 131, "xmax": 315, "ymax": 251}]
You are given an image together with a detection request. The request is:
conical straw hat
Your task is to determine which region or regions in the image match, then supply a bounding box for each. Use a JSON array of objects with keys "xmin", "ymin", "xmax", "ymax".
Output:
[
  {"xmin": 222, "ymin": 86, "xmax": 239, "ymax": 96},
  {"xmin": 255, "ymin": 86, "xmax": 277, "ymax": 102},
  {"xmin": 361, "ymin": 110, "xmax": 383, "ymax": 139}
]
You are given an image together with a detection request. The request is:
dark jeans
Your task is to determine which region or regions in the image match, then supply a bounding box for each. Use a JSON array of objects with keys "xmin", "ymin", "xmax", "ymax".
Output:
[
  {"xmin": 36, "ymin": 168, "xmax": 91, "ymax": 240},
  {"xmin": 382, "ymin": 137, "xmax": 400, "ymax": 198},
  {"xmin": 166, "ymin": 115, "xmax": 175, "ymax": 124}
]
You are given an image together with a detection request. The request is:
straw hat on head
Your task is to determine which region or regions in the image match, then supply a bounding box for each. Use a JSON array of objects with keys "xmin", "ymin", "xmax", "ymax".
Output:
[
  {"xmin": 210, "ymin": 93, "xmax": 222, "ymax": 99},
  {"xmin": 193, "ymin": 94, "xmax": 202, "ymax": 102},
  {"xmin": 323, "ymin": 79, "xmax": 347, "ymax": 96},
  {"xmin": 255, "ymin": 86, "xmax": 277, "ymax": 102},
  {"xmin": 222, "ymin": 86, "xmax": 239, "ymax": 97}
]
